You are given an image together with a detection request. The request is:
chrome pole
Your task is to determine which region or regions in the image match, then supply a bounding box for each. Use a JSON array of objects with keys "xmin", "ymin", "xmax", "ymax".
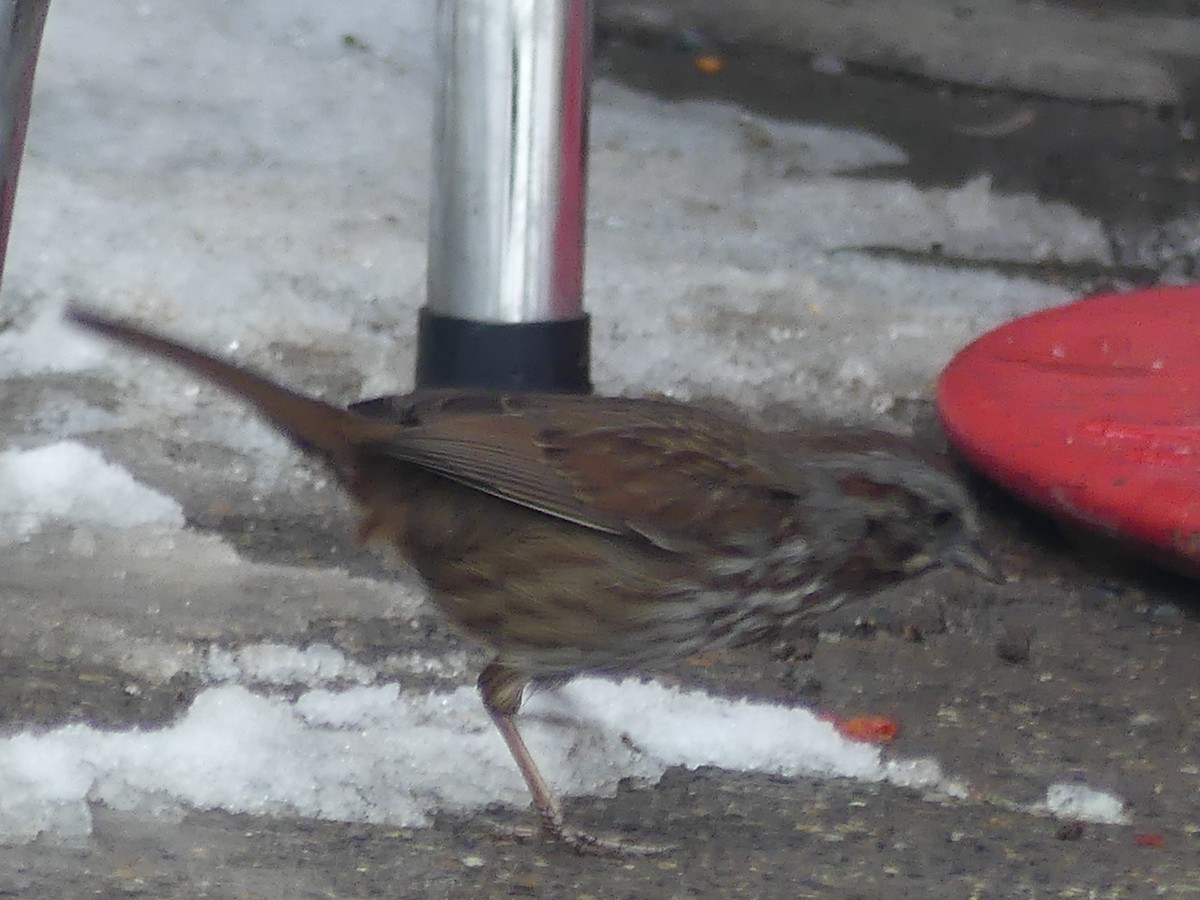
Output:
[
  {"xmin": 418, "ymin": 0, "xmax": 592, "ymax": 391},
  {"xmin": 0, "ymin": 0, "xmax": 50, "ymax": 299}
]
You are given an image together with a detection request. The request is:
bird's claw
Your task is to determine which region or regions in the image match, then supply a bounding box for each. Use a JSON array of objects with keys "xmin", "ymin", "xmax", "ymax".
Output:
[{"xmin": 483, "ymin": 818, "xmax": 673, "ymax": 857}]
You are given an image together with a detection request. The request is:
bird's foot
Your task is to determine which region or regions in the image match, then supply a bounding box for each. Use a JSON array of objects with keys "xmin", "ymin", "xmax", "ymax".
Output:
[
  {"xmin": 556, "ymin": 824, "xmax": 675, "ymax": 857},
  {"xmin": 485, "ymin": 818, "xmax": 673, "ymax": 857}
]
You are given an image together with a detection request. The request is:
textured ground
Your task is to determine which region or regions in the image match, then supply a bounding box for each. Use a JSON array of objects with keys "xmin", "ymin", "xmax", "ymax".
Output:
[{"xmin": 2, "ymin": 0, "xmax": 1200, "ymax": 897}]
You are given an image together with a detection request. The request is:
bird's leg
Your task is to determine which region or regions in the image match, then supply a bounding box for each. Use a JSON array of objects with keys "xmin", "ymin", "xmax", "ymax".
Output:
[
  {"xmin": 477, "ymin": 661, "xmax": 671, "ymax": 857},
  {"xmin": 478, "ymin": 662, "xmax": 566, "ymax": 840}
]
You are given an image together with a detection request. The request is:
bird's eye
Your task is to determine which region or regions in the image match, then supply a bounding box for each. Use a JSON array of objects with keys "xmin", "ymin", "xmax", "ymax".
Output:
[{"xmin": 932, "ymin": 509, "xmax": 956, "ymax": 528}]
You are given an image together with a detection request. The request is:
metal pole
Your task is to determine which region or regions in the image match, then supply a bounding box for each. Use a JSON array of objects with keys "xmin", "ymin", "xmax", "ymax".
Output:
[
  {"xmin": 0, "ymin": 0, "xmax": 50, "ymax": 300},
  {"xmin": 418, "ymin": 0, "xmax": 592, "ymax": 392}
]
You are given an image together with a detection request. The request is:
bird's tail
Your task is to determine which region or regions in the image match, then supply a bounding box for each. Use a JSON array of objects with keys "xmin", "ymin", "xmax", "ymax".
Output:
[{"xmin": 66, "ymin": 305, "xmax": 396, "ymax": 467}]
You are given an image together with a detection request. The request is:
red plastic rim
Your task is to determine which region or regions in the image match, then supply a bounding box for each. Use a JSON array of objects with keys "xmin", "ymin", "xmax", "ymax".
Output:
[{"xmin": 937, "ymin": 284, "xmax": 1200, "ymax": 572}]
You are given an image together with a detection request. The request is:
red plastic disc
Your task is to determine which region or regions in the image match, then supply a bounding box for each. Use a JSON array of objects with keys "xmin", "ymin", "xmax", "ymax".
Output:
[{"xmin": 937, "ymin": 284, "xmax": 1200, "ymax": 574}]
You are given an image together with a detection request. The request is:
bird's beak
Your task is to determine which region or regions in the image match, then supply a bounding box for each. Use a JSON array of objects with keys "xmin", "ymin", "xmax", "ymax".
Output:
[{"xmin": 948, "ymin": 540, "xmax": 1005, "ymax": 584}]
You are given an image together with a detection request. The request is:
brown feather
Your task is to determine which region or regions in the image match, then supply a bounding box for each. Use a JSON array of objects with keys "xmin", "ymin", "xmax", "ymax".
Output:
[
  {"xmin": 68, "ymin": 306, "xmax": 808, "ymax": 552},
  {"xmin": 65, "ymin": 307, "xmax": 397, "ymax": 470}
]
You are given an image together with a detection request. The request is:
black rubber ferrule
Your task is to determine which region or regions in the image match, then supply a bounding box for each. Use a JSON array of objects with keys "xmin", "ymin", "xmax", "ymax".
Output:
[{"xmin": 414, "ymin": 307, "xmax": 592, "ymax": 394}]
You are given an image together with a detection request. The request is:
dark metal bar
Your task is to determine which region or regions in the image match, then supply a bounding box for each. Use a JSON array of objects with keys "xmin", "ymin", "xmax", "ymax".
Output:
[{"xmin": 0, "ymin": 0, "xmax": 50, "ymax": 298}]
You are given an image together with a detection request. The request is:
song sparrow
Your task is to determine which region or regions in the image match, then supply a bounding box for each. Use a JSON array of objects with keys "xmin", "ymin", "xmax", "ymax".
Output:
[{"xmin": 68, "ymin": 306, "xmax": 996, "ymax": 854}]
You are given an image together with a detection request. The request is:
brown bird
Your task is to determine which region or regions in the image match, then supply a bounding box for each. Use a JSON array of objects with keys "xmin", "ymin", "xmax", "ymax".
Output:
[{"xmin": 67, "ymin": 306, "xmax": 996, "ymax": 854}]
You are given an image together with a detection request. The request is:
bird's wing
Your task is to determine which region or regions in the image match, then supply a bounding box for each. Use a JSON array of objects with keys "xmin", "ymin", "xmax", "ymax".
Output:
[{"xmin": 370, "ymin": 399, "xmax": 804, "ymax": 548}]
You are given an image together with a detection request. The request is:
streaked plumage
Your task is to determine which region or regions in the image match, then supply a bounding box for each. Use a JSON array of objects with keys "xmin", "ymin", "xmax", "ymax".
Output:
[{"xmin": 69, "ymin": 306, "xmax": 993, "ymax": 854}]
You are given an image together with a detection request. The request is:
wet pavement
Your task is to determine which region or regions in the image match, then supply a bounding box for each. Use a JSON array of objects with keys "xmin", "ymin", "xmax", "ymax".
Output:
[{"xmin": 3, "ymin": 1, "xmax": 1200, "ymax": 897}]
